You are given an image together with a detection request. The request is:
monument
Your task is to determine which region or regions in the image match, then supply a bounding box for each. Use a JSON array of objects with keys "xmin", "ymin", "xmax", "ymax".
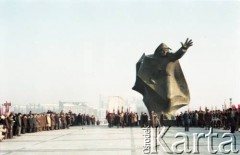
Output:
[{"xmin": 132, "ymin": 38, "xmax": 193, "ymax": 120}]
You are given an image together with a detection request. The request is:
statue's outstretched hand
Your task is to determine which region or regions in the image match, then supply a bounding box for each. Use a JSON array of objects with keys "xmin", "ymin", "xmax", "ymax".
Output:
[{"xmin": 181, "ymin": 38, "xmax": 193, "ymax": 50}]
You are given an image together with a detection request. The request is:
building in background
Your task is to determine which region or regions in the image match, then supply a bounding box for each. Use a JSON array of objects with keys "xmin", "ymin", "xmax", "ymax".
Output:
[
  {"xmin": 13, "ymin": 103, "xmax": 58, "ymax": 114},
  {"xmin": 99, "ymin": 95, "xmax": 147, "ymax": 115},
  {"xmin": 106, "ymin": 96, "xmax": 125, "ymax": 113},
  {"xmin": 128, "ymin": 97, "xmax": 148, "ymax": 115},
  {"xmin": 1, "ymin": 96, "xmax": 147, "ymax": 122},
  {"xmin": 59, "ymin": 101, "xmax": 97, "ymax": 116}
]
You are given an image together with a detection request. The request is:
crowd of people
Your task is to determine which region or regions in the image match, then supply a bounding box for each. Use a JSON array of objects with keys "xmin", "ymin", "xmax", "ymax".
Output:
[
  {"xmin": 105, "ymin": 111, "xmax": 159, "ymax": 128},
  {"xmin": 106, "ymin": 108, "xmax": 240, "ymax": 134},
  {"xmin": 1, "ymin": 107, "xmax": 240, "ymax": 142},
  {"xmin": 0, "ymin": 110, "xmax": 98, "ymax": 142},
  {"xmin": 176, "ymin": 108, "xmax": 240, "ymax": 133},
  {"xmin": 106, "ymin": 111, "xmax": 142, "ymax": 128}
]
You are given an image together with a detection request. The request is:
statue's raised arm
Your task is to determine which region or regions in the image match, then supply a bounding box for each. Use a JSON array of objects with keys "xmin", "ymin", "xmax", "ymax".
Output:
[{"xmin": 170, "ymin": 38, "xmax": 193, "ymax": 61}]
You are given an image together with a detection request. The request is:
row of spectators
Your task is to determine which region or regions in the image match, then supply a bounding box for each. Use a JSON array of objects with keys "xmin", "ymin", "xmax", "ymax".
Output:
[
  {"xmin": 176, "ymin": 108, "xmax": 240, "ymax": 133},
  {"xmin": 106, "ymin": 108, "xmax": 240, "ymax": 132},
  {"xmin": 106, "ymin": 111, "xmax": 163, "ymax": 128},
  {"xmin": 0, "ymin": 110, "xmax": 98, "ymax": 142},
  {"xmin": 1, "ymin": 108, "xmax": 239, "ymax": 142},
  {"xmin": 106, "ymin": 111, "xmax": 141, "ymax": 128}
]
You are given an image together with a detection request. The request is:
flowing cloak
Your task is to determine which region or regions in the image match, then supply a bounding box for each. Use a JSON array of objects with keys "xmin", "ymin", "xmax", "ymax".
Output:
[{"xmin": 132, "ymin": 49, "xmax": 190, "ymax": 117}]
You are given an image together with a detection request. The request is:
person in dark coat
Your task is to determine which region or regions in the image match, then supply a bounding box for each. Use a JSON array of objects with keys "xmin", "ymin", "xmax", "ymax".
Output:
[
  {"xmin": 124, "ymin": 112, "xmax": 128, "ymax": 126},
  {"xmin": 183, "ymin": 111, "xmax": 190, "ymax": 131},
  {"xmin": 235, "ymin": 109, "xmax": 240, "ymax": 131},
  {"xmin": 114, "ymin": 114, "xmax": 120, "ymax": 128},
  {"xmin": 204, "ymin": 110, "xmax": 211, "ymax": 130},
  {"xmin": 140, "ymin": 112, "xmax": 144, "ymax": 127},
  {"xmin": 229, "ymin": 108, "xmax": 236, "ymax": 133},
  {"xmin": 86, "ymin": 114, "xmax": 90, "ymax": 125},
  {"xmin": 15, "ymin": 113, "xmax": 22, "ymax": 136},
  {"xmin": 22, "ymin": 114, "xmax": 28, "ymax": 134},
  {"xmin": 12, "ymin": 114, "xmax": 17, "ymax": 136},
  {"xmin": 198, "ymin": 111, "xmax": 204, "ymax": 127},
  {"xmin": 78, "ymin": 114, "xmax": 82, "ymax": 126},
  {"xmin": 66, "ymin": 113, "xmax": 71, "ymax": 129},
  {"xmin": 55, "ymin": 114, "xmax": 59, "ymax": 130},
  {"xmin": 28, "ymin": 114, "xmax": 34, "ymax": 133}
]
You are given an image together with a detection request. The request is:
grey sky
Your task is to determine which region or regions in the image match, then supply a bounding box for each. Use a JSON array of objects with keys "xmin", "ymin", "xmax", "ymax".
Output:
[{"xmin": 0, "ymin": 0, "xmax": 240, "ymax": 110}]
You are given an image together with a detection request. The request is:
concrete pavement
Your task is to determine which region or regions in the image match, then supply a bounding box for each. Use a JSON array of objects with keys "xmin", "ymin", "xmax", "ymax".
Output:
[{"xmin": 0, "ymin": 126, "xmax": 240, "ymax": 155}]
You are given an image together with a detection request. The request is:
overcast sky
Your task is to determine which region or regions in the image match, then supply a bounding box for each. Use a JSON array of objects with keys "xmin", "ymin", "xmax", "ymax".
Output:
[{"xmin": 0, "ymin": 0, "xmax": 240, "ymax": 111}]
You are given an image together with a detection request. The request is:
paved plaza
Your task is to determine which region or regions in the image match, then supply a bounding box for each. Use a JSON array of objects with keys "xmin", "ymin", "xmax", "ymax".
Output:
[{"xmin": 0, "ymin": 126, "xmax": 240, "ymax": 155}]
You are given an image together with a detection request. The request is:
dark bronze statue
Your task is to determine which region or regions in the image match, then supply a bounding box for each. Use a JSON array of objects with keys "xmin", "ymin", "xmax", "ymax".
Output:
[{"xmin": 133, "ymin": 38, "xmax": 193, "ymax": 120}]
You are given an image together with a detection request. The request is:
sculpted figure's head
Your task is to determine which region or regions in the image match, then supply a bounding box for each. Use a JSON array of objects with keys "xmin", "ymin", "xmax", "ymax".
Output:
[{"xmin": 154, "ymin": 43, "xmax": 171, "ymax": 57}]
